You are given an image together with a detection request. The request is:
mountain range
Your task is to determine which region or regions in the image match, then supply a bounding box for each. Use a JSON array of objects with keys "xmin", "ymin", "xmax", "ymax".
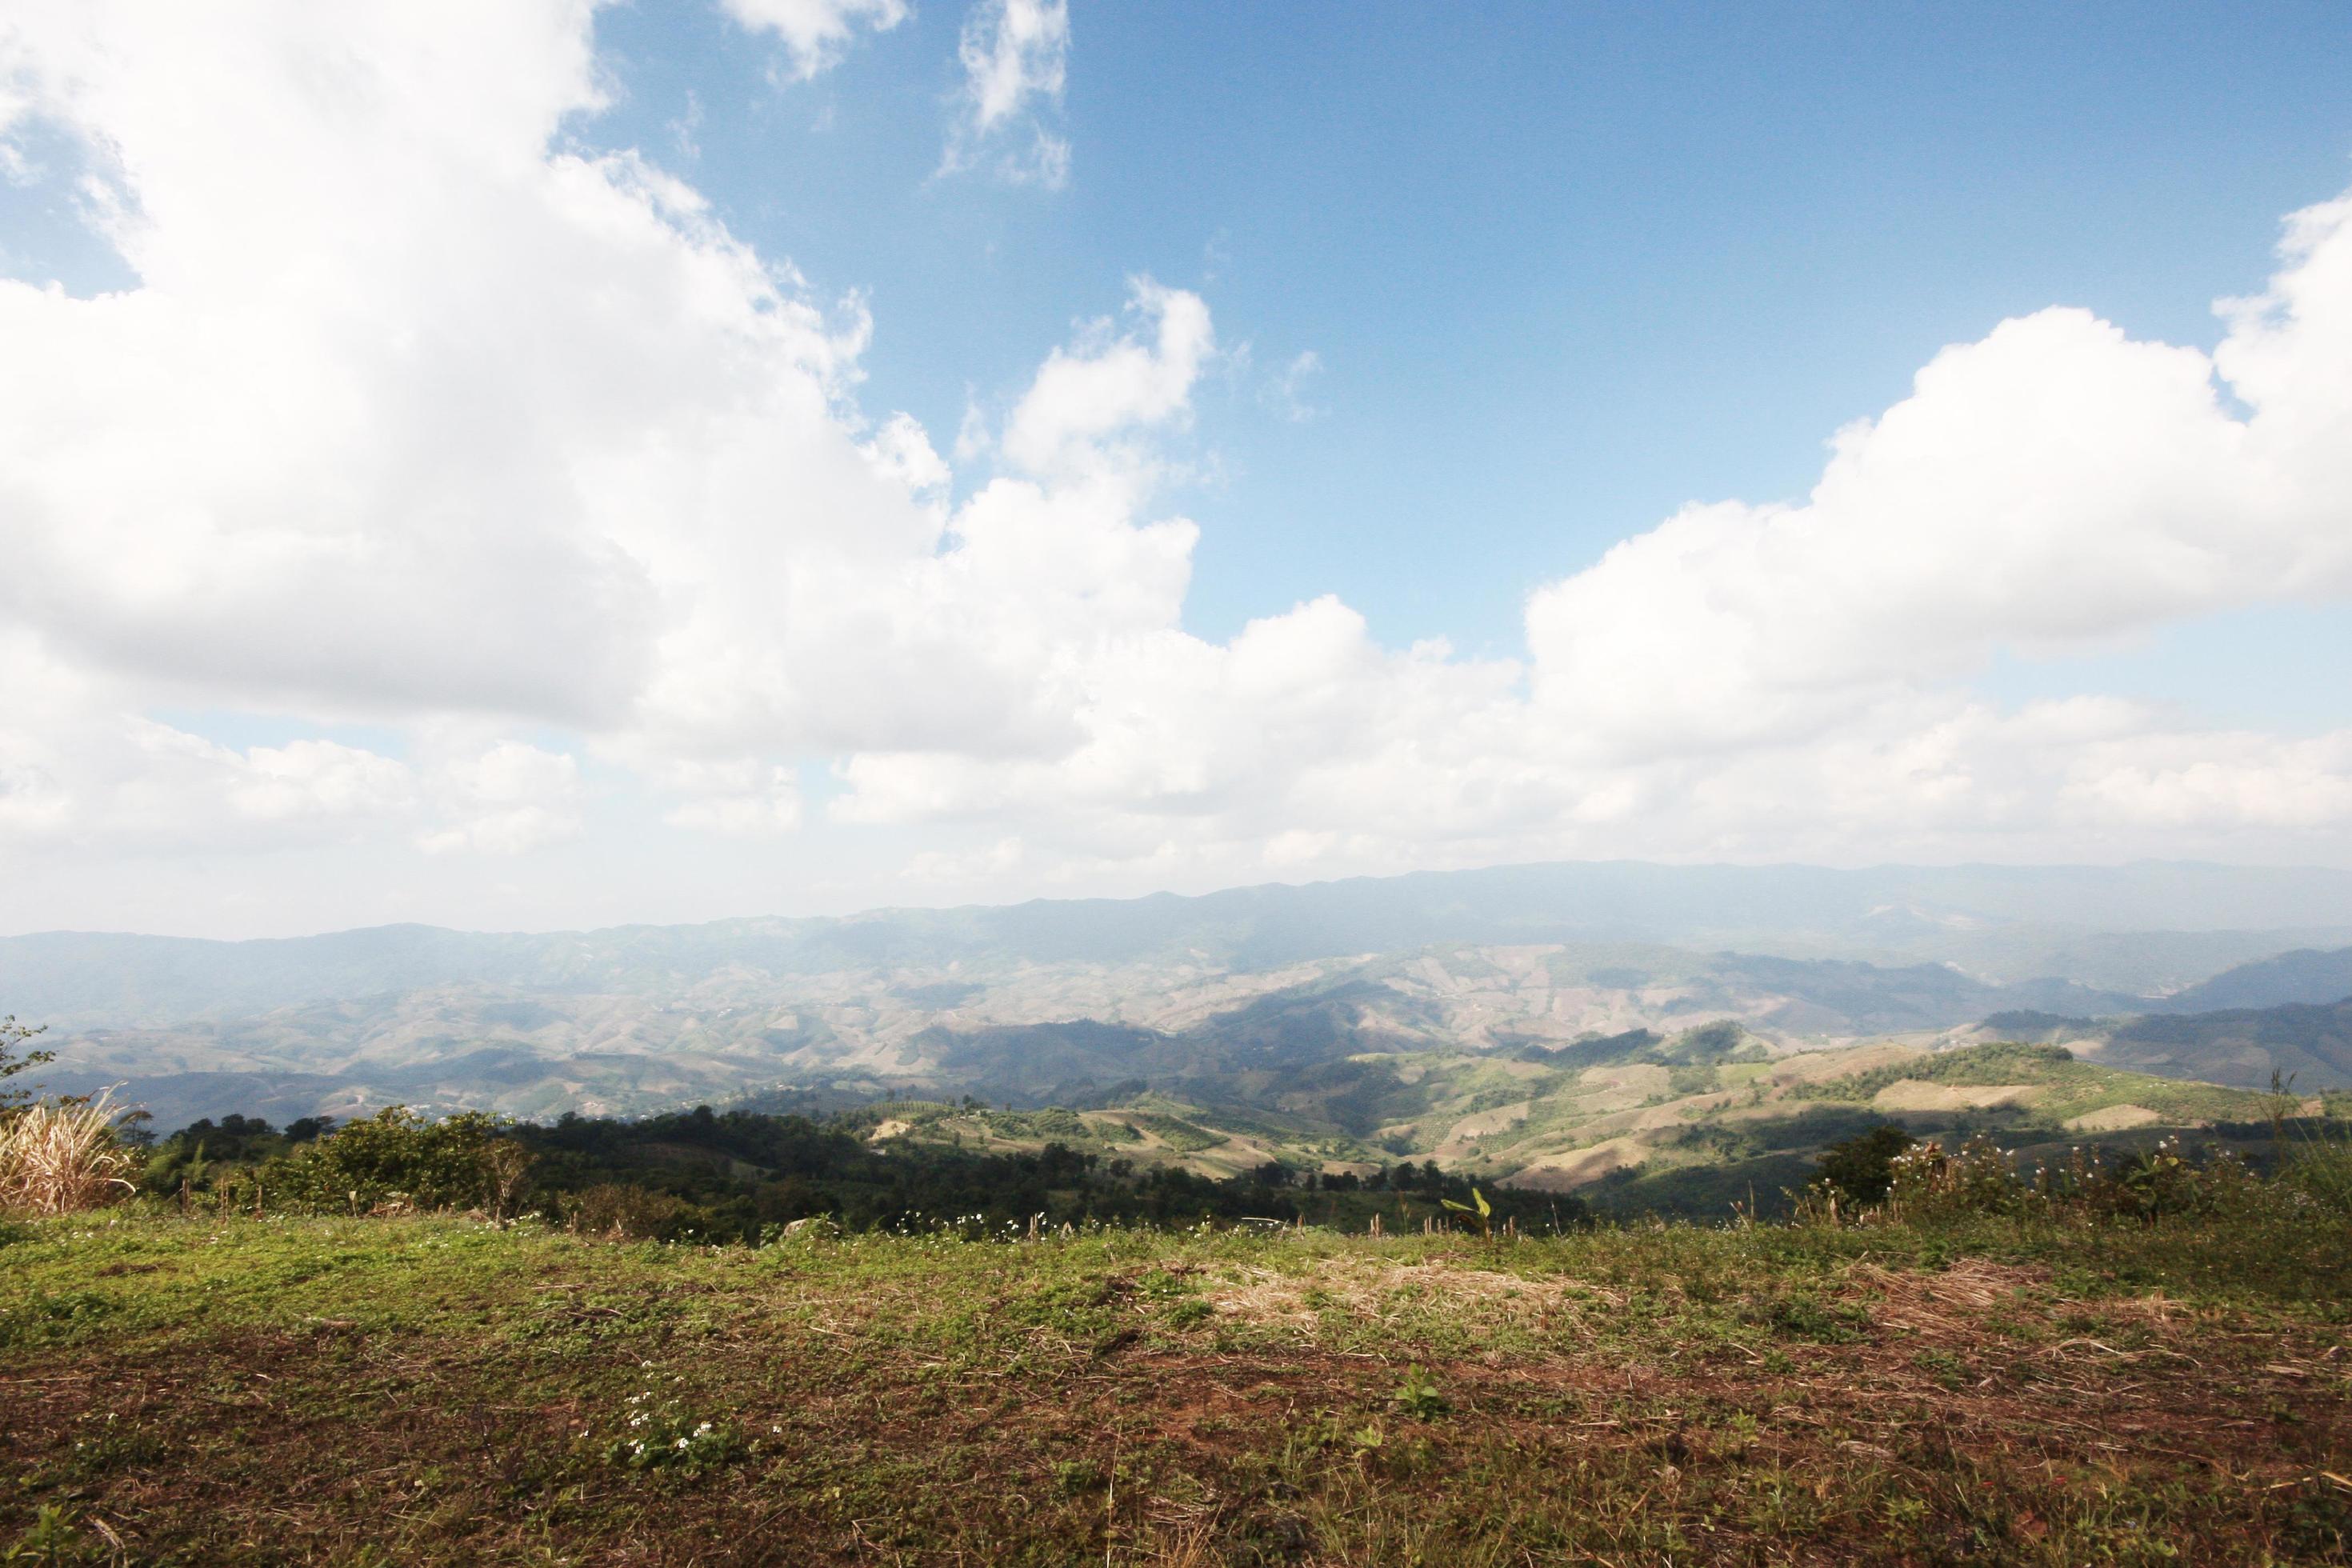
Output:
[{"xmin": 8, "ymin": 858, "xmax": 2352, "ymax": 1134}]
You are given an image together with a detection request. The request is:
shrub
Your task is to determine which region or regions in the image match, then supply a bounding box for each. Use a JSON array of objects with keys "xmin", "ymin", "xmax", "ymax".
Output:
[
  {"xmin": 1815, "ymin": 1125, "xmax": 1914, "ymax": 1205},
  {"xmin": 2074, "ymin": 1138, "xmax": 2258, "ymax": 1223},
  {"xmin": 254, "ymin": 1107, "xmax": 514, "ymax": 1214},
  {"xmin": 1878, "ymin": 1133, "xmax": 2270, "ymax": 1225},
  {"xmin": 1875, "ymin": 1134, "xmax": 2027, "ymax": 1221},
  {"xmin": 0, "ymin": 1090, "xmax": 142, "ymax": 1218},
  {"xmin": 2282, "ymin": 1131, "xmax": 2352, "ymax": 1216},
  {"xmin": 558, "ymin": 1182, "xmax": 688, "ymax": 1239}
]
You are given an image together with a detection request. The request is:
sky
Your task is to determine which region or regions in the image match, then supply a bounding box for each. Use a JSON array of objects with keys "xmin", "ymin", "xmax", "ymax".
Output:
[{"xmin": 3, "ymin": 0, "xmax": 2352, "ymax": 938}]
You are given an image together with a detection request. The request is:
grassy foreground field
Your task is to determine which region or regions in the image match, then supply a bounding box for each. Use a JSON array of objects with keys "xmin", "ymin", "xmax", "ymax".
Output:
[{"xmin": 5, "ymin": 1213, "xmax": 2351, "ymax": 1565}]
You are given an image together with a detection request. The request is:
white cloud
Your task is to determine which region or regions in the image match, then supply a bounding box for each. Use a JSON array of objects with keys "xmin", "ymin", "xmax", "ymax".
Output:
[
  {"xmin": 0, "ymin": 627, "xmax": 423, "ymax": 850},
  {"xmin": 830, "ymin": 190, "xmax": 2352, "ymax": 881},
  {"xmin": 1000, "ymin": 278, "xmax": 1214, "ymax": 479},
  {"xmin": 942, "ymin": 0, "xmax": 1070, "ymax": 188},
  {"xmin": 229, "ymin": 741, "xmax": 416, "ymax": 826},
  {"xmin": 656, "ymin": 758, "xmax": 803, "ymax": 837},
  {"xmin": 1523, "ymin": 298, "xmax": 2349, "ymax": 762},
  {"xmin": 720, "ymin": 0, "xmax": 909, "ymax": 81},
  {"xmin": 1262, "ymin": 350, "xmax": 1325, "ymax": 422},
  {"xmin": 1, "ymin": 0, "xmax": 2350, "ymax": 937},
  {"xmin": 902, "ymin": 834, "xmax": 1022, "ymax": 883},
  {"xmin": 418, "ymin": 741, "xmax": 584, "ymax": 856}
]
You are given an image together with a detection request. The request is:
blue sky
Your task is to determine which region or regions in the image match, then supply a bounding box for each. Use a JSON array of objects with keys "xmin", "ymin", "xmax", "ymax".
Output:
[
  {"xmin": 4, "ymin": 1, "xmax": 2352, "ymax": 935},
  {"xmin": 579, "ymin": 0, "xmax": 2352, "ymax": 656}
]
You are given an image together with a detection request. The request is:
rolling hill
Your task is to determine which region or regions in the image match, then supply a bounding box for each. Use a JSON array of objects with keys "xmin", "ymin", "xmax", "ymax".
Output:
[{"xmin": 10, "ymin": 860, "xmax": 2351, "ymax": 1138}]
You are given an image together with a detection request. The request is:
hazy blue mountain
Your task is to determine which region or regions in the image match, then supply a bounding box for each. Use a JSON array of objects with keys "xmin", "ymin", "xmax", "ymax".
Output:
[
  {"xmin": 11, "ymin": 859, "xmax": 2352, "ymax": 1027},
  {"xmin": 2160, "ymin": 946, "xmax": 2352, "ymax": 1014},
  {"xmin": 1982, "ymin": 971, "xmax": 2352, "ymax": 1090},
  {"xmin": 2089, "ymin": 999, "xmax": 2352, "ymax": 1090}
]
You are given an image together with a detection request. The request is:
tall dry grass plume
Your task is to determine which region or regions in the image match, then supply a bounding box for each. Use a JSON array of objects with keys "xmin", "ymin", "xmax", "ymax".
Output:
[{"xmin": 0, "ymin": 1088, "xmax": 142, "ymax": 1216}]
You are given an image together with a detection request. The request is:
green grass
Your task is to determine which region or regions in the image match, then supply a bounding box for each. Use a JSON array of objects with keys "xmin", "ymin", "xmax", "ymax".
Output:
[
  {"xmin": 1122, "ymin": 1111, "xmax": 1226, "ymax": 1154},
  {"xmin": 1786, "ymin": 1041, "xmax": 2271, "ymax": 1126},
  {"xmin": 6, "ymin": 1206, "xmax": 2352, "ymax": 1565}
]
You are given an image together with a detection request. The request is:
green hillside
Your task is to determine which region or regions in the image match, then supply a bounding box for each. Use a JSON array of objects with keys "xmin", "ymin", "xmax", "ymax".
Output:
[
  {"xmin": 1018, "ymin": 1032, "xmax": 2294, "ymax": 1217},
  {"xmin": 1987, "ymin": 997, "xmax": 2352, "ymax": 1090},
  {"xmin": 736, "ymin": 1028, "xmax": 2313, "ymax": 1237}
]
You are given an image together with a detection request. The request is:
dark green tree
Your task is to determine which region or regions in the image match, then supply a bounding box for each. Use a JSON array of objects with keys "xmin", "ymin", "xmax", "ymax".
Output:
[{"xmin": 1816, "ymin": 1124, "xmax": 1914, "ymax": 1206}]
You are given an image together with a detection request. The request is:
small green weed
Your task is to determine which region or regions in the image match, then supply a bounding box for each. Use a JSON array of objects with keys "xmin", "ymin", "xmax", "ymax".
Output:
[
  {"xmin": 2, "ymin": 1506, "xmax": 106, "ymax": 1566},
  {"xmin": 1050, "ymin": 1458, "xmax": 1103, "ymax": 1494},
  {"xmin": 1743, "ymin": 1291, "xmax": 1867, "ymax": 1343},
  {"xmin": 1391, "ymin": 1365, "xmax": 1449, "ymax": 1420},
  {"xmin": 1163, "ymin": 1296, "xmax": 1213, "ymax": 1328},
  {"xmin": 1914, "ymin": 1348, "xmax": 1970, "ymax": 1390}
]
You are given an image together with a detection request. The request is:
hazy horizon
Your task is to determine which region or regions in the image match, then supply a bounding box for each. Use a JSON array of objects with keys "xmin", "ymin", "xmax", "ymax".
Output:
[{"xmin": 10, "ymin": 854, "xmax": 2352, "ymax": 946}]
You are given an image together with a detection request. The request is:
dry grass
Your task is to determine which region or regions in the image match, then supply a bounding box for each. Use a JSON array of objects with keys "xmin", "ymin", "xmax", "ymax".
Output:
[
  {"xmin": 9, "ymin": 1215, "xmax": 2352, "ymax": 1563},
  {"xmin": 0, "ymin": 1090, "xmax": 140, "ymax": 1217},
  {"xmin": 1210, "ymin": 1254, "xmax": 1617, "ymax": 1340}
]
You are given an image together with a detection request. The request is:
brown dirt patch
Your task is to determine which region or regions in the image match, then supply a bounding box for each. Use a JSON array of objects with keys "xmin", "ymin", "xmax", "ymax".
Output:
[
  {"xmin": 1870, "ymin": 1079, "xmax": 2042, "ymax": 1112},
  {"xmin": 1502, "ymin": 1136, "xmax": 1645, "ymax": 1191},
  {"xmin": 2065, "ymin": 1103, "xmax": 2162, "ymax": 1132}
]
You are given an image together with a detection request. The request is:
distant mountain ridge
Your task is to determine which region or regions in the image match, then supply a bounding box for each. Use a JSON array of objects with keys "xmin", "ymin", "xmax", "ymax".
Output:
[
  {"xmin": 1986, "ymin": 992, "xmax": 2352, "ymax": 1091},
  {"xmin": 2161, "ymin": 947, "xmax": 2352, "ymax": 1014},
  {"xmin": 10, "ymin": 858, "xmax": 2352, "ymax": 1130},
  {"xmin": 27, "ymin": 941, "xmax": 2162, "ymax": 1132},
  {"xmin": 12, "ymin": 858, "xmax": 2352, "ymax": 1026}
]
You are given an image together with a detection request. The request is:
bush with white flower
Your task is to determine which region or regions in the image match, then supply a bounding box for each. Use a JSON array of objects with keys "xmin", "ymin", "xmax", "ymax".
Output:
[{"xmin": 602, "ymin": 1388, "xmax": 744, "ymax": 1474}]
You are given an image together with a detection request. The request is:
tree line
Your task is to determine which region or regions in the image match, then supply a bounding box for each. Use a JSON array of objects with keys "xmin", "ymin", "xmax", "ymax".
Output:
[{"xmin": 126, "ymin": 1101, "xmax": 1590, "ymax": 1241}]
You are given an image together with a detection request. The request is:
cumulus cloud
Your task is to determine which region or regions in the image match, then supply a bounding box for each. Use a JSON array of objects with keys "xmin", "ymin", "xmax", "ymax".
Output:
[
  {"xmin": 1524, "ymin": 298, "xmax": 2350, "ymax": 761},
  {"xmin": 654, "ymin": 758, "xmax": 803, "ymax": 838},
  {"xmin": 417, "ymin": 741, "xmax": 584, "ymax": 856},
  {"xmin": 835, "ymin": 189, "xmax": 2352, "ymax": 881},
  {"xmin": 1000, "ymin": 278, "xmax": 1214, "ymax": 479},
  {"xmin": 0, "ymin": 633, "xmax": 415, "ymax": 853},
  {"xmin": 0, "ymin": 0, "xmax": 2349, "ymax": 935},
  {"xmin": 721, "ymin": 0, "xmax": 909, "ymax": 80},
  {"xmin": 0, "ymin": 1, "xmax": 973, "ymax": 832},
  {"xmin": 942, "ymin": 0, "xmax": 1070, "ymax": 188}
]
